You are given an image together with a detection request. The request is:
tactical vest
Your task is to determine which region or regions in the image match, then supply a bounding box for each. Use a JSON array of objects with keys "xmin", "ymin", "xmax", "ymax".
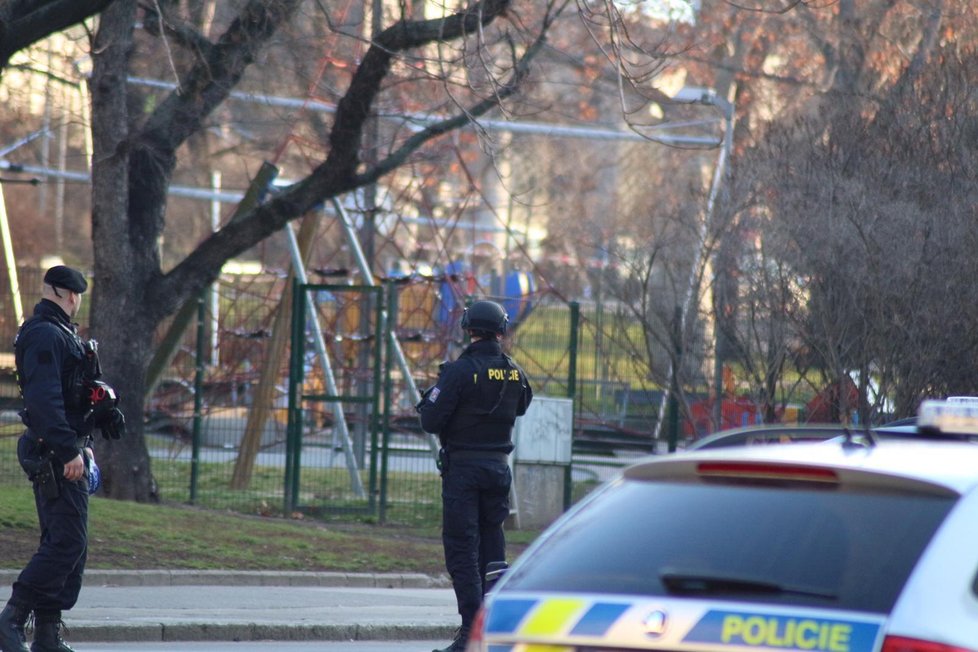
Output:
[
  {"xmin": 442, "ymin": 353, "xmax": 528, "ymax": 452},
  {"xmin": 15, "ymin": 313, "xmax": 100, "ymax": 417}
]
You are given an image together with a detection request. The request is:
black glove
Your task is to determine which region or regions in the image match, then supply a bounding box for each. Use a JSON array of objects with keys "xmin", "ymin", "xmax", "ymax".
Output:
[
  {"xmin": 415, "ymin": 386, "xmax": 434, "ymax": 413},
  {"xmin": 99, "ymin": 407, "xmax": 126, "ymax": 440},
  {"xmin": 85, "ymin": 380, "xmax": 125, "ymax": 439}
]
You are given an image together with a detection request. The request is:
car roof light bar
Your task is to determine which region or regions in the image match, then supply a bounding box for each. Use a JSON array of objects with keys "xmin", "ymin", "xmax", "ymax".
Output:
[{"xmin": 918, "ymin": 397, "xmax": 978, "ymax": 436}]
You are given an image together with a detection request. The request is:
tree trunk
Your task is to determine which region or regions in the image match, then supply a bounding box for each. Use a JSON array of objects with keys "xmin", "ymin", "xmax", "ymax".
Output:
[
  {"xmin": 89, "ymin": 0, "xmax": 159, "ymax": 501},
  {"xmin": 93, "ymin": 318, "xmax": 159, "ymax": 501}
]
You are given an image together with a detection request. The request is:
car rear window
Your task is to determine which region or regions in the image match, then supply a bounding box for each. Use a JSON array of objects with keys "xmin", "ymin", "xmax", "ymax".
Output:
[{"xmin": 503, "ymin": 479, "xmax": 954, "ymax": 613}]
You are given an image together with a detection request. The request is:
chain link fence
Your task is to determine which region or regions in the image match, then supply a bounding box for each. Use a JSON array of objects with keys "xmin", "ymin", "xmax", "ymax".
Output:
[{"xmin": 0, "ymin": 268, "xmax": 668, "ymax": 525}]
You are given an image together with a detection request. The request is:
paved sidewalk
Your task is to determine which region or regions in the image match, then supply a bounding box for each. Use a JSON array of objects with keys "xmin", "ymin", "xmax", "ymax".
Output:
[{"xmin": 0, "ymin": 570, "xmax": 458, "ymax": 643}]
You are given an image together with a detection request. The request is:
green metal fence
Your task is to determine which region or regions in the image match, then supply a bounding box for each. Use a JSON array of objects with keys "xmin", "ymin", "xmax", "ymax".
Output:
[
  {"xmin": 0, "ymin": 270, "xmax": 661, "ymax": 524},
  {"xmin": 284, "ymin": 282, "xmax": 385, "ymax": 519}
]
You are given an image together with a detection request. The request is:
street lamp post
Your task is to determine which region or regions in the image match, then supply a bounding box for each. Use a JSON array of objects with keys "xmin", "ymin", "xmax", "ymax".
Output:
[{"xmin": 654, "ymin": 86, "xmax": 735, "ymax": 448}]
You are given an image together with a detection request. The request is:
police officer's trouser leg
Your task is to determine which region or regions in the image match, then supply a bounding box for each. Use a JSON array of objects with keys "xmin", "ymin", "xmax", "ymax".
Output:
[
  {"xmin": 442, "ymin": 463, "xmax": 485, "ymax": 631},
  {"xmin": 478, "ymin": 476, "xmax": 509, "ymax": 597},
  {"xmin": 440, "ymin": 460, "xmax": 511, "ymax": 645},
  {"xmin": 438, "ymin": 464, "xmax": 480, "ymax": 652},
  {"xmin": 0, "ymin": 602, "xmax": 31, "ymax": 652},
  {"xmin": 12, "ymin": 477, "xmax": 87, "ymax": 652}
]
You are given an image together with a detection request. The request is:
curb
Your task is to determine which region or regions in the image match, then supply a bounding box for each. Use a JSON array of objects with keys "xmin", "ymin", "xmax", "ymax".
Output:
[
  {"xmin": 68, "ymin": 623, "xmax": 453, "ymax": 643},
  {"xmin": 0, "ymin": 569, "xmax": 452, "ymax": 589}
]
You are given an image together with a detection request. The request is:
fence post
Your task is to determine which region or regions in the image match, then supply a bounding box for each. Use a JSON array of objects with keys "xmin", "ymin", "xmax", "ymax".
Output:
[
  {"xmin": 564, "ymin": 301, "xmax": 579, "ymax": 510},
  {"xmin": 368, "ymin": 285, "xmax": 385, "ymax": 517},
  {"xmin": 667, "ymin": 305, "xmax": 682, "ymax": 452},
  {"xmin": 567, "ymin": 302, "xmax": 579, "ymax": 400},
  {"xmin": 189, "ymin": 292, "xmax": 206, "ymax": 503},
  {"xmin": 379, "ymin": 282, "xmax": 398, "ymax": 523},
  {"xmin": 284, "ymin": 279, "xmax": 304, "ymax": 515}
]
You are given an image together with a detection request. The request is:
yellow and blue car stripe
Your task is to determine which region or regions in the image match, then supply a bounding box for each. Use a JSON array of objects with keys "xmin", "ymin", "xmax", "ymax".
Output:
[{"xmin": 482, "ymin": 594, "xmax": 884, "ymax": 652}]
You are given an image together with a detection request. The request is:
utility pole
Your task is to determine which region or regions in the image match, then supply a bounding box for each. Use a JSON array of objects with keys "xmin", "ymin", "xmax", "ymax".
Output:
[{"xmin": 653, "ymin": 86, "xmax": 735, "ymax": 442}]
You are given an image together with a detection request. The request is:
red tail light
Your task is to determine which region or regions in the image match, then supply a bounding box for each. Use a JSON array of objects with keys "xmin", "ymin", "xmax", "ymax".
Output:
[
  {"xmin": 882, "ymin": 635, "xmax": 975, "ymax": 652},
  {"xmin": 464, "ymin": 606, "xmax": 486, "ymax": 652},
  {"xmin": 696, "ymin": 461, "xmax": 839, "ymax": 483}
]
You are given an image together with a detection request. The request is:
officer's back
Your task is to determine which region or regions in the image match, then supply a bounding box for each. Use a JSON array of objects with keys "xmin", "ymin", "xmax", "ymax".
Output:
[{"xmin": 420, "ymin": 337, "xmax": 530, "ymax": 453}]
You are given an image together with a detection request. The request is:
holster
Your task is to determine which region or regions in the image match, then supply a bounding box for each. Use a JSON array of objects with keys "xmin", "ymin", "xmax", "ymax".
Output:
[
  {"xmin": 22, "ymin": 456, "xmax": 60, "ymax": 500},
  {"xmin": 437, "ymin": 448, "xmax": 448, "ymax": 476}
]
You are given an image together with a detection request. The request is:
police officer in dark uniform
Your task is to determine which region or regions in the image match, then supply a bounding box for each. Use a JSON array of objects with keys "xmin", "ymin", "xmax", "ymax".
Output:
[
  {"xmin": 418, "ymin": 300, "xmax": 533, "ymax": 652},
  {"xmin": 0, "ymin": 266, "xmax": 125, "ymax": 652}
]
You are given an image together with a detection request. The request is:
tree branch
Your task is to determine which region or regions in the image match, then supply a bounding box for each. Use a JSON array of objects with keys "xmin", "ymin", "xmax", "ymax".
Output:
[
  {"xmin": 139, "ymin": 0, "xmax": 216, "ymax": 63},
  {"xmin": 324, "ymin": 0, "xmax": 512, "ymax": 185},
  {"xmin": 356, "ymin": 28, "xmax": 545, "ymax": 188},
  {"xmin": 0, "ymin": 0, "xmax": 115, "ymax": 72},
  {"xmin": 157, "ymin": 0, "xmax": 520, "ymax": 306},
  {"xmin": 139, "ymin": 0, "xmax": 303, "ymax": 153}
]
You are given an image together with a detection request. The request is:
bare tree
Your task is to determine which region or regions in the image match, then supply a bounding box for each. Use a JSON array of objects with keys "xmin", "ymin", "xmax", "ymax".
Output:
[
  {"xmin": 62, "ymin": 0, "xmax": 688, "ymax": 501},
  {"xmin": 655, "ymin": 0, "xmax": 978, "ymax": 425},
  {"xmin": 740, "ymin": 31, "xmax": 978, "ymax": 420}
]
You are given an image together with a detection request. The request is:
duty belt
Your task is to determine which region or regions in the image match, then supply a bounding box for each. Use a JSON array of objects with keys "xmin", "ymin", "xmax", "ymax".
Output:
[
  {"xmin": 24, "ymin": 430, "xmax": 90, "ymax": 451},
  {"xmin": 449, "ymin": 450, "xmax": 509, "ymax": 463}
]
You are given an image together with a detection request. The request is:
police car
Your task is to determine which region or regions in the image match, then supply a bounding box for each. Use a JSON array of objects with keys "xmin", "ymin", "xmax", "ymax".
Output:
[{"xmin": 466, "ymin": 399, "xmax": 978, "ymax": 652}]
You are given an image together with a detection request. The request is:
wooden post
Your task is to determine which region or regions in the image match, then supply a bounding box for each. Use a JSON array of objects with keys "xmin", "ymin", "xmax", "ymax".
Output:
[{"xmin": 230, "ymin": 212, "xmax": 318, "ymax": 490}]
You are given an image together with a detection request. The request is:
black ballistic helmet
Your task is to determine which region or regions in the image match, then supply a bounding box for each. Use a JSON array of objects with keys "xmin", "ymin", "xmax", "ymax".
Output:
[{"xmin": 461, "ymin": 300, "xmax": 508, "ymax": 336}]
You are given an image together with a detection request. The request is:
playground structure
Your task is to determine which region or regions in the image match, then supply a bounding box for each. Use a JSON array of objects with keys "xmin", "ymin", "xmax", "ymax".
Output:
[
  {"xmin": 0, "ymin": 14, "xmax": 761, "ymax": 522},
  {"xmin": 124, "ymin": 185, "xmax": 555, "ymax": 516}
]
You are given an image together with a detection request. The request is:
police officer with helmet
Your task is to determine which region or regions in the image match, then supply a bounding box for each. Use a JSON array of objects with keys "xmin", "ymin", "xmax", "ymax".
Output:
[
  {"xmin": 0, "ymin": 266, "xmax": 125, "ymax": 652},
  {"xmin": 418, "ymin": 300, "xmax": 533, "ymax": 652}
]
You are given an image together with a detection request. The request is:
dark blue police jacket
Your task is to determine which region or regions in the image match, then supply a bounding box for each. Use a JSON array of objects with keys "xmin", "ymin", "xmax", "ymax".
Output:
[
  {"xmin": 418, "ymin": 338, "xmax": 532, "ymax": 455},
  {"xmin": 14, "ymin": 299, "xmax": 92, "ymax": 464}
]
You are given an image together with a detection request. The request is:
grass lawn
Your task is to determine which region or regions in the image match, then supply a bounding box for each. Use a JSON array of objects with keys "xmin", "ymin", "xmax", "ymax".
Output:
[{"xmin": 0, "ymin": 486, "xmax": 540, "ymax": 574}]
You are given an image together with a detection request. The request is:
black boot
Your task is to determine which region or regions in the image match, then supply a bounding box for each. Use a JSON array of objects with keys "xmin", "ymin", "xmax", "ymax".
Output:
[
  {"xmin": 0, "ymin": 602, "xmax": 30, "ymax": 652},
  {"xmin": 29, "ymin": 614, "xmax": 73, "ymax": 652},
  {"xmin": 432, "ymin": 626, "xmax": 469, "ymax": 652}
]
